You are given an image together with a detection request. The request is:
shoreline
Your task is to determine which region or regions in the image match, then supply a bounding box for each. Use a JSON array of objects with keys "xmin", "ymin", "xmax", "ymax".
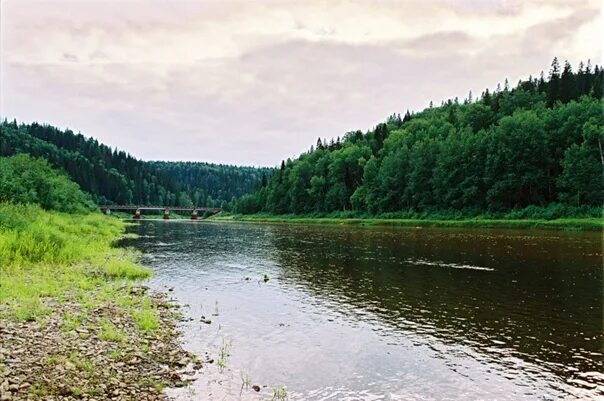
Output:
[
  {"xmin": 209, "ymin": 214, "xmax": 603, "ymax": 231},
  {"xmin": 0, "ymin": 205, "xmax": 198, "ymax": 400}
]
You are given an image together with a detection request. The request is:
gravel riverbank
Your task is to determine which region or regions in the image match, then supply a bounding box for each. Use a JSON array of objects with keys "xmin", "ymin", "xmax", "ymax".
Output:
[
  {"xmin": 0, "ymin": 287, "xmax": 199, "ymax": 401},
  {"xmin": 0, "ymin": 207, "xmax": 208, "ymax": 401}
]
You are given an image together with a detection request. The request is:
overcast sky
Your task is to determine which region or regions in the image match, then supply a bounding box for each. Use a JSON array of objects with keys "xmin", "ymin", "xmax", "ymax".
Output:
[{"xmin": 1, "ymin": 0, "xmax": 601, "ymax": 166}]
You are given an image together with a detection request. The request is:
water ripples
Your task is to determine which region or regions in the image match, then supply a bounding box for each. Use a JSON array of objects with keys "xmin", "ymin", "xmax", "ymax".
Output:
[{"xmin": 121, "ymin": 221, "xmax": 603, "ymax": 400}]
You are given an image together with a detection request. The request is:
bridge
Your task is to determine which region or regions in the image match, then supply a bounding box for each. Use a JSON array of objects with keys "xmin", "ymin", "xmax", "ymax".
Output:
[{"xmin": 100, "ymin": 205, "xmax": 221, "ymax": 220}]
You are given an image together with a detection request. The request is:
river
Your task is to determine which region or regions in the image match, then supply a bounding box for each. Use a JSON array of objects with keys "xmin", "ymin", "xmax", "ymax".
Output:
[{"xmin": 122, "ymin": 220, "xmax": 603, "ymax": 400}]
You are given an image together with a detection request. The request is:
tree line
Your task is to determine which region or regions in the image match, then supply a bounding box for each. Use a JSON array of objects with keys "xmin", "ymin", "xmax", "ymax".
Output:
[
  {"xmin": 0, "ymin": 122, "xmax": 271, "ymax": 207},
  {"xmin": 231, "ymin": 58, "xmax": 603, "ymax": 217}
]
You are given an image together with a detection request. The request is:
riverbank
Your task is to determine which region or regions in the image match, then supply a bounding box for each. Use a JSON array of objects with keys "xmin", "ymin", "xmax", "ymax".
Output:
[
  {"xmin": 0, "ymin": 204, "xmax": 199, "ymax": 400},
  {"xmin": 210, "ymin": 213, "xmax": 603, "ymax": 231}
]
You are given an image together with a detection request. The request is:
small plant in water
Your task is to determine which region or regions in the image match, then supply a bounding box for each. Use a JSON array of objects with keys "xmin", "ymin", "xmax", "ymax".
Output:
[
  {"xmin": 240, "ymin": 372, "xmax": 252, "ymax": 389},
  {"xmin": 216, "ymin": 338, "xmax": 232, "ymax": 371},
  {"xmin": 272, "ymin": 386, "xmax": 288, "ymax": 400}
]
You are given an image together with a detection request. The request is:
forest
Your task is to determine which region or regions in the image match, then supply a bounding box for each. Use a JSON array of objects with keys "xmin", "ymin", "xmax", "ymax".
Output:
[
  {"xmin": 0, "ymin": 122, "xmax": 270, "ymax": 207},
  {"xmin": 232, "ymin": 58, "xmax": 603, "ymax": 218}
]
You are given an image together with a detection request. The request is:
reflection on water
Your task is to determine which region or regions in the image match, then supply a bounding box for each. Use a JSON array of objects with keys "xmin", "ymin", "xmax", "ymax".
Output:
[{"xmin": 121, "ymin": 221, "xmax": 603, "ymax": 400}]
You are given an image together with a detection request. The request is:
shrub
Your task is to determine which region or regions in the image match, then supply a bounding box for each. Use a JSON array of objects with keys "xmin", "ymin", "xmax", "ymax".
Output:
[{"xmin": 0, "ymin": 154, "xmax": 95, "ymax": 213}]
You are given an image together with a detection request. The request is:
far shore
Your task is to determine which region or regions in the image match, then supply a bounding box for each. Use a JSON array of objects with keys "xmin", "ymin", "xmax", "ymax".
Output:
[{"xmin": 207, "ymin": 213, "xmax": 603, "ymax": 231}]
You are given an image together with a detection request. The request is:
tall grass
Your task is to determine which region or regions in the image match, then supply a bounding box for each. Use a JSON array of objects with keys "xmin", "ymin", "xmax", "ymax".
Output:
[
  {"xmin": 213, "ymin": 211, "xmax": 603, "ymax": 231},
  {"xmin": 215, "ymin": 202, "xmax": 603, "ymax": 230},
  {"xmin": 0, "ymin": 203, "xmax": 150, "ymax": 323},
  {"xmin": 0, "ymin": 203, "xmax": 122, "ymax": 265}
]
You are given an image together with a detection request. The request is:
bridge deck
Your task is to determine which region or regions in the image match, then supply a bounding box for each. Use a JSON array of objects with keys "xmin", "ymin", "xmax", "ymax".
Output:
[{"xmin": 100, "ymin": 205, "xmax": 221, "ymax": 212}]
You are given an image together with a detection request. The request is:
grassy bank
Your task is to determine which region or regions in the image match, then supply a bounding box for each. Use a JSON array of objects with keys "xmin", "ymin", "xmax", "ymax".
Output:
[
  {"xmin": 211, "ymin": 213, "xmax": 603, "ymax": 231},
  {"xmin": 0, "ymin": 203, "xmax": 151, "ymax": 322},
  {"xmin": 0, "ymin": 203, "xmax": 197, "ymax": 399}
]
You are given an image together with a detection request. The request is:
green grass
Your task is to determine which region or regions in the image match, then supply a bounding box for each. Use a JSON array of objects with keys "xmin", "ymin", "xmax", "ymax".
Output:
[
  {"xmin": 69, "ymin": 351, "xmax": 94, "ymax": 373},
  {"xmin": 42, "ymin": 354, "xmax": 62, "ymax": 366},
  {"xmin": 0, "ymin": 203, "xmax": 155, "ymax": 333},
  {"xmin": 103, "ymin": 258, "xmax": 150, "ymax": 279},
  {"xmin": 99, "ymin": 319, "xmax": 126, "ymax": 342},
  {"xmin": 107, "ymin": 349, "xmax": 122, "ymax": 360},
  {"xmin": 70, "ymin": 387, "xmax": 83, "ymax": 397},
  {"xmin": 61, "ymin": 312, "xmax": 86, "ymax": 332},
  {"xmin": 12, "ymin": 297, "xmax": 50, "ymax": 322},
  {"xmin": 132, "ymin": 298, "xmax": 159, "ymax": 333},
  {"xmin": 211, "ymin": 213, "xmax": 603, "ymax": 231},
  {"xmin": 29, "ymin": 382, "xmax": 51, "ymax": 397}
]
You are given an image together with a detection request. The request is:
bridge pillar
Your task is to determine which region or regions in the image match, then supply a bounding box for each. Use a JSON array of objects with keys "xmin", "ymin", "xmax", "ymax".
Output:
[
  {"xmin": 191, "ymin": 210, "xmax": 198, "ymax": 220},
  {"xmin": 133, "ymin": 209, "xmax": 141, "ymax": 219},
  {"xmin": 105, "ymin": 208, "xmax": 111, "ymax": 215},
  {"xmin": 163, "ymin": 209, "xmax": 170, "ymax": 220}
]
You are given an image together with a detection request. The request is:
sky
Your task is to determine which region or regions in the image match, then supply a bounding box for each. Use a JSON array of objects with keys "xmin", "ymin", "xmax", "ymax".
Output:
[{"xmin": 1, "ymin": 0, "xmax": 601, "ymax": 167}]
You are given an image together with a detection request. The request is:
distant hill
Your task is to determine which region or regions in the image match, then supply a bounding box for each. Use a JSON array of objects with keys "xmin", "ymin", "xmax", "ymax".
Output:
[
  {"xmin": 0, "ymin": 122, "xmax": 271, "ymax": 207},
  {"xmin": 233, "ymin": 58, "xmax": 603, "ymax": 216}
]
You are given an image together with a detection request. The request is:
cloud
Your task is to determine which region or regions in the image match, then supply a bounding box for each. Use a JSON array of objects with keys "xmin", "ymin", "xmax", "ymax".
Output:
[{"xmin": 1, "ymin": 0, "xmax": 601, "ymax": 166}]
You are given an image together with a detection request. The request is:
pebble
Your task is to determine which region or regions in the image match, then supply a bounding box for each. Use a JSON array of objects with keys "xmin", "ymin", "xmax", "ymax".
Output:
[{"xmin": 0, "ymin": 289, "xmax": 198, "ymax": 400}]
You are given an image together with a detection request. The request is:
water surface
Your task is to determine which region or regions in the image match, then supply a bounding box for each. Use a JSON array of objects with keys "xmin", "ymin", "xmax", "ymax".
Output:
[{"xmin": 123, "ymin": 221, "xmax": 603, "ymax": 400}]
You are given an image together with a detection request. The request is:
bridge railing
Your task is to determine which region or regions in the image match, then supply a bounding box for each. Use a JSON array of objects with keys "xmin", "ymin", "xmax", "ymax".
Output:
[{"xmin": 100, "ymin": 205, "xmax": 221, "ymax": 220}]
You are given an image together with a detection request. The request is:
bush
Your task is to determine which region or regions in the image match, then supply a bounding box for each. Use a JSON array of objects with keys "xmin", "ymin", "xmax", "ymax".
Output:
[
  {"xmin": 0, "ymin": 154, "xmax": 95, "ymax": 213},
  {"xmin": 503, "ymin": 203, "xmax": 602, "ymax": 219}
]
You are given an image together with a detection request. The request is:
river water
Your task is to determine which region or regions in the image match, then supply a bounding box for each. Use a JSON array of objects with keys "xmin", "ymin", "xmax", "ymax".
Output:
[{"xmin": 122, "ymin": 220, "xmax": 603, "ymax": 400}]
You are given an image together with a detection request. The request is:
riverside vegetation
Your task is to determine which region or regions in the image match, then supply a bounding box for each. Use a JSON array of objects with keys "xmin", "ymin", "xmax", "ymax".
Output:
[
  {"xmin": 231, "ymin": 59, "xmax": 603, "ymax": 226},
  {"xmin": 0, "ymin": 155, "xmax": 199, "ymax": 400},
  {"xmin": 210, "ymin": 212, "xmax": 603, "ymax": 230}
]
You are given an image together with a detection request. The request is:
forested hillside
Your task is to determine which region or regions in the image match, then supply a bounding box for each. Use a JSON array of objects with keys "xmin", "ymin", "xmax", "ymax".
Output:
[
  {"xmin": 0, "ymin": 122, "xmax": 270, "ymax": 207},
  {"xmin": 148, "ymin": 161, "xmax": 268, "ymax": 206},
  {"xmin": 233, "ymin": 59, "xmax": 603, "ymax": 217}
]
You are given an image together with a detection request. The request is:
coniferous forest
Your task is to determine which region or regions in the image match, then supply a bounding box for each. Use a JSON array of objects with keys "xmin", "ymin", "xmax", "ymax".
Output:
[
  {"xmin": 232, "ymin": 59, "xmax": 603, "ymax": 218},
  {"xmin": 0, "ymin": 122, "xmax": 271, "ymax": 208}
]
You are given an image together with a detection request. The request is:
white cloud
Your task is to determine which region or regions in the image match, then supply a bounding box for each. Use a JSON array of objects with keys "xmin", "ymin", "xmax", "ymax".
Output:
[{"xmin": 1, "ymin": 0, "xmax": 601, "ymax": 165}]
